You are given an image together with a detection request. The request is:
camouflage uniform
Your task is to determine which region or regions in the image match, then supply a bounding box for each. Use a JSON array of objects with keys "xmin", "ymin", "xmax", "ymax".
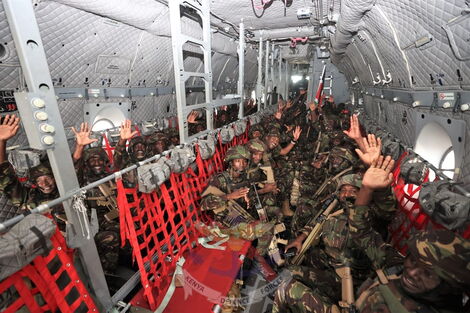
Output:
[
  {"xmin": 146, "ymin": 132, "xmax": 169, "ymax": 156},
  {"xmin": 113, "ymin": 135, "xmax": 148, "ymax": 187},
  {"xmin": 248, "ymin": 123, "xmax": 265, "ymax": 140},
  {"xmin": 275, "ymin": 175, "xmax": 398, "ymax": 313},
  {"xmin": 200, "ymin": 145, "xmax": 274, "ymax": 255},
  {"xmin": 76, "ymin": 147, "xmax": 120, "ymax": 274},
  {"xmin": 245, "ymin": 139, "xmax": 281, "ymax": 221},
  {"xmin": 349, "ymin": 205, "xmax": 470, "ymax": 313},
  {"xmin": 0, "ymin": 161, "xmax": 61, "ymax": 221}
]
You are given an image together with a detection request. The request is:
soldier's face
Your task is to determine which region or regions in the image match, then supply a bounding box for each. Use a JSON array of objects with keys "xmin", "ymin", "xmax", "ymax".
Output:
[
  {"xmin": 338, "ymin": 185, "xmax": 359, "ymax": 202},
  {"xmin": 154, "ymin": 141, "xmax": 167, "ymax": 154},
  {"xmin": 133, "ymin": 143, "xmax": 146, "ymax": 160},
  {"xmin": 231, "ymin": 158, "xmax": 248, "ymax": 173},
  {"xmin": 329, "ymin": 155, "xmax": 346, "ymax": 172},
  {"xmin": 36, "ymin": 175, "xmax": 56, "ymax": 194},
  {"xmin": 251, "ymin": 130, "xmax": 262, "ymax": 139},
  {"xmin": 88, "ymin": 156, "xmax": 105, "ymax": 175},
  {"xmin": 401, "ymin": 254, "xmax": 441, "ymax": 295},
  {"xmin": 266, "ymin": 136, "xmax": 279, "ymax": 150},
  {"xmin": 171, "ymin": 136, "xmax": 179, "ymax": 145},
  {"xmin": 251, "ymin": 151, "xmax": 264, "ymax": 165},
  {"xmin": 312, "ymin": 154, "xmax": 327, "ymax": 169}
]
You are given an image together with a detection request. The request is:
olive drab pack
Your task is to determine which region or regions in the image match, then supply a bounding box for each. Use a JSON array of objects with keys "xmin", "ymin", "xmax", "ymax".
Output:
[
  {"xmin": 197, "ymin": 134, "xmax": 216, "ymax": 160},
  {"xmin": 234, "ymin": 120, "xmax": 247, "ymax": 136},
  {"xmin": 0, "ymin": 214, "xmax": 56, "ymax": 281},
  {"xmin": 220, "ymin": 126, "xmax": 235, "ymax": 143},
  {"xmin": 381, "ymin": 137, "xmax": 403, "ymax": 160},
  {"xmin": 7, "ymin": 150, "xmax": 41, "ymax": 177},
  {"xmin": 137, "ymin": 157, "xmax": 174, "ymax": 193},
  {"xmin": 419, "ymin": 180, "xmax": 470, "ymax": 230},
  {"xmin": 170, "ymin": 145, "xmax": 196, "ymax": 173},
  {"xmin": 399, "ymin": 155, "xmax": 428, "ymax": 185}
]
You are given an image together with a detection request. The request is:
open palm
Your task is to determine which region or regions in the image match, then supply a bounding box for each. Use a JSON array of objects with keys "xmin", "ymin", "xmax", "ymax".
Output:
[
  {"xmin": 0, "ymin": 115, "xmax": 20, "ymax": 141},
  {"xmin": 120, "ymin": 119, "xmax": 138, "ymax": 141},
  {"xmin": 356, "ymin": 134, "xmax": 382, "ymax": 166},
  {"xmin": 72, "ymin": 122, "xmax": 98, "ymax": 146},
  {"xmin": 343, "ymin": 114, "xmax": 362, "ymax": 141},
  {"xmin": 362, "ymin": 155, "xmax": 395, "ymax": 190}
]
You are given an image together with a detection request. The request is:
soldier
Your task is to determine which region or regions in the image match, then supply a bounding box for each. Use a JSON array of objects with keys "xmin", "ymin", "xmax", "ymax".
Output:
[
  {"xmin": 72, "ymin": 123, "xmax": 121, "ymax": 276},
  {"xmin": 112, "ymin": 119, "xmax": 144, "ymax": 187},
  {"xmin": 200, "ymin": 145, "xmax": 277, "ymax": 280},
  {"xmin": 147, "ymin": 131, "xmax": 169, "ymax": 156},
  {"xmin": 0, "ymin": 115, "xmax": 61, "ymax": 218},
  {"xmin": 248, "ymin": 123, "xmax": 265, "ymax": 140},
  {"xmin": 245, "ymin": 138, "xmax": 281, "ymax": 221},
  {"xmin": 273, "ymin": 155, "xmax": 470, "ymax": 313}
]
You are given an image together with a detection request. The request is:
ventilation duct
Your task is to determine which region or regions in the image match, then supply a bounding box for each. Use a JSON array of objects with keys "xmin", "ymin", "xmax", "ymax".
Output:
[{"xmin": 330, "ymin": 0, "xmax": 377, "ymax": 63}]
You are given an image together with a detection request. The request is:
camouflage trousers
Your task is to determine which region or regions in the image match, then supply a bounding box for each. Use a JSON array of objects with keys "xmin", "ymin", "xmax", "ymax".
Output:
[
  {"xmin": 261, "ymin": 193, "xmax": 283, "ymax": 222},
  {"xmin": 273, "ymin": 265, "xmax": 340, "ymax": 313},
  {"xmin": 291, "ymin": 198, "xmax": 320, "ymax": 236},
  {"xmin": 94, "ymin": 210, "xmax": 120, "ymax": 274},
  {"xmin": 221, "ymin": 220, "xmax": 274, "ymax": 255}
]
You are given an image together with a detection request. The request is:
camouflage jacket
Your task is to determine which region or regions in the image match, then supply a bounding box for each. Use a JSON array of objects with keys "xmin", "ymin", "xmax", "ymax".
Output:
[
  {"xmin": 300, "ymin": 188, "xmax": 397, "ymax": 268},
  {"xmin": 0, "ymin": 161, "xmax": 59, "ymax": 210},
  {"xmin": 201, "ymin": 170, "xmax": 259, "ymax": 225}
]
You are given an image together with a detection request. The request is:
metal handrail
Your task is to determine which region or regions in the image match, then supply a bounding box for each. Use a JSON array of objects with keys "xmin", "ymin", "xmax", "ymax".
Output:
[{"xmin": 0, "ymin": 111, "xmax": 269, "ymax": 231}]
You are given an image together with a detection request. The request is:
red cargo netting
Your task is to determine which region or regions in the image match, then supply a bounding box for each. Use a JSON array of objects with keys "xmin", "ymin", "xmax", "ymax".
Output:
[
  {"xmin": 0, "ymin": 230, "xmax": 98, "ymax": 313},
  {"xmin": 118, "ymin": 129, "xmax": 250, "ymax": 310},
  {"xmin": 389, "ymin": 152, "xmax": 470, "ymax": 254}
]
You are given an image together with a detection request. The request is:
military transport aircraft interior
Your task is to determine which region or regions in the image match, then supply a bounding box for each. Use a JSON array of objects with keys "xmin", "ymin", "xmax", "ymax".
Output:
[{"xmin": 0, "ymin": 0, "xmax": 469, "ymax": 312}]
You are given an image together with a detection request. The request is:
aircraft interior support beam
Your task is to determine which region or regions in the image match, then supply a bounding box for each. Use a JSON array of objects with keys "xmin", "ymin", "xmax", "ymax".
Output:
[
  {"xmin": 2, "ymin": 0, "xmax": 112, "ymax": 309},
  {"xmin": 237, "ymin": 20, "xmax": 245, "ymax": 119}
]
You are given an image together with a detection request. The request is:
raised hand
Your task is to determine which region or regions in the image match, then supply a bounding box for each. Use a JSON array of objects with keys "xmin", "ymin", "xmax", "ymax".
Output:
[
  {"xmin": 355, "ymin": 134, "xmax": 382, "ymax": 166},
  {"xmin": 187, "ymin": 111, "xmax": 199, "ymax": 124},
  {"xmin": 343, "ymin": 114, "xmax": 362, "ymax": 141},
  {"xmin": 362, "ymin": 155, "xmax": 395, "ymax": 190},
  {"xmin": 72, "ymin": 122, "xmax": 98, "ymax": 146},
  {"xmin": 277, "ymin": 99, "xmax": 286, "ymax": 112},
  {"xmin": 0, "ymin": 114, "xmax": 20, "ymax": 142},
  {"xmin": 293, "ymin": 126, "xmax": 302, "ymax": 141},
  {"xmin": 119, "ymin": 119, "xmax": 138, "ymax": 141}
]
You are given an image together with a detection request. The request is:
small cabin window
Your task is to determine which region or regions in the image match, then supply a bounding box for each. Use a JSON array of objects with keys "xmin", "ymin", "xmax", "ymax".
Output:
[{"xmin": 414, "ymin": 122, "xmax": 455, "ymax": 179}]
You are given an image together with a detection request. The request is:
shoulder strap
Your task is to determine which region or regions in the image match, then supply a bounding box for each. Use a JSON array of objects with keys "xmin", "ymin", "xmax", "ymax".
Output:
[{"xmin": 378, "ymin": 284, "xmax": 413, "ymax": 313}]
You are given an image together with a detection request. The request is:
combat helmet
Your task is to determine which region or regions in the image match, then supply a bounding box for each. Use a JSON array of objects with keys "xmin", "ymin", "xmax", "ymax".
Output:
[
  {"xmin": 246, "ymin": 138, "xmax": 267, "ymax": 153},
  {"xmin": 128, "ymin": 136, "xmax": 147, "ymax": 156},
  {"xmin": 337, "ymin": 173, "xmax": 362, "ymax": 190},
  {"xmin": 83, "ymin": 146, "xmax": 109, "ymax": 163},
  {"xmin": 407, "ymin": 229, "xmax": 470, "ymax": 290},
  {"xmin": 29, "ymin": 162, "xmax": 54, "ymax": 182},
  {"xmin": 224, "ymin": 145, "xmax": 251, "ymax": 163},
  {"xmin": 248, "ymin": 124, "xmax": 265, "ymax": 139},
  {"xmin": 329, "ymin": 147, "xmax": 357, "ymax": 164},
  {"xmin": 147, "ymin": 132, "xmax": 169, "ymax": 144}
]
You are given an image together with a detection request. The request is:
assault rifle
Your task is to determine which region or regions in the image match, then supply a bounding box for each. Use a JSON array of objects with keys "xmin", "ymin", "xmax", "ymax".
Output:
[
  {"xmin": 335, "ymin": 263, "xmax": 357, "ymax": 313},
  {"xmin": 86, "ymin": 182, "xmax": 119, "ymax": 221},
  {"xmin": 291, "ymin": 197, "xmax": 339, "ymax": 265}
]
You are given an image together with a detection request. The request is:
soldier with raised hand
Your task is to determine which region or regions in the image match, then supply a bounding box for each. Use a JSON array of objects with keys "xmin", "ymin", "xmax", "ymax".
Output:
[
  {"xmin": 350, "ymin": 155, "xmax": 470, "ymax": 312},
  {"xmin": 147, "ymin": 131, "xmax": 169, "ymax": 156},
  {"xmin": 273, "ymin": 155, "xmax": 470, "ymax": 313},
  {"xmin": 200, "ymin": 145, "xmax": 277, "ymax": 280},
  {"xmin": 71, "ymin": 122, "xmax": 121, "ymax": 277},
  {"xmin": 0, "ymin": 114, "xmax": 60, "ymax": 214}
]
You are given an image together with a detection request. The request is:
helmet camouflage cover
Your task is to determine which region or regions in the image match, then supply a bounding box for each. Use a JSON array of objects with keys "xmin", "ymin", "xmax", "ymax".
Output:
[
  {"xmin": 147, "ymin": 132, "xmax": 169, "ymax": 144},
  {"xmin": 246, "ymin": 138, "xmax": 267, "ymax": 153},
  {"xmin": 224, "ymin": 145, "xmax": 251, "ymax": 163},
  {"xmin": 29, "ymin": 163, "xmax": 54, "ymax": 182},
  {"xmin": 248, "ymin": 124, "xmax": 265, "ymax": 137},
  {"xmin": 329, "ymin": 147, "xmax": 357, "ymax": 164},
  {"xmin": 83, "ymin": 147, "xmax": 108, "ymax": 163},
  {"xmin": 337, "ymin": 173, "xmax": 362, "ymax": 189},
  {"xmin": 265, "ymin": 127, "xmax": 281, "ymax": 138},
  {"xmin": 407, "ymin": 228, "xmax": 470, "ymax": 290}
]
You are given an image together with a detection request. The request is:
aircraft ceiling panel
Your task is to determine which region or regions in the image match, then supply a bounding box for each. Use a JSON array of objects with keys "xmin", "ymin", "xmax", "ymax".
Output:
[
  {"xmin": 210, "ymin": 0, "xmax": 326, "ymax": 31},
  {"xmin": 344, "ymin": 42, "xmax": 372, "ymax": 86},
  {"xmin": 361, "ymin": 11, "xmax": 412, "ymax": 89},
  {"xmin": 375, "ymin": 0, "xmax": 469, "ymax": 89},
  {"xmin": 0, "ymin": 8, "xmax": 19, "ymax": 90}
]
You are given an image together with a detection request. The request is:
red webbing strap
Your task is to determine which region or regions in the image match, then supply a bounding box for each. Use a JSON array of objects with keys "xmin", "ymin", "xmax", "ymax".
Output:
[
  {"xmin": 32, "ymin": 230, "xmax": 98, "ymax": 312},
  {"xmin": 389, "ymin": 152, "xmax": 446, "ymax": 253},
  {"xmin": 103, "ymin": 133, "xmax": 115, "ymax": 166},
  {"xmin": 0, "ymin": 230, "xmax": 97, "ymax": 313},
  {"xmin": 117, "ymin": 174, "xmax": 200, "ymax": 310}
]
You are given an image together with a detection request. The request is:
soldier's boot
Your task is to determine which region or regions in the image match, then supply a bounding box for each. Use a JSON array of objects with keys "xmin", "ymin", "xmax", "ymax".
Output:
[
  {"xmin": 254, "ymin": 251, "xmax": 277, "ymax": 281},
  {"xmin": 281, "ymin": 199, "xmax": 294, "ymax": 217}
]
